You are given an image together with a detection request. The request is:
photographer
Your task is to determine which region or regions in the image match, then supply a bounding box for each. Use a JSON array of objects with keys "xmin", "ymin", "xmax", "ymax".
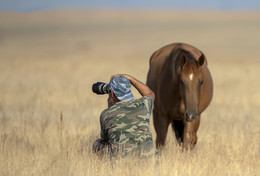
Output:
[{"xmin": 92, "ymin": 74, "xmax": 156, "ymax": 159}]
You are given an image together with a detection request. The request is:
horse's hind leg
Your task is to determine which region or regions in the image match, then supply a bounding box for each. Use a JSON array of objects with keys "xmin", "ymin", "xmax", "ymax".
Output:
[
  {"xmin": 153, "ymin": 111, "xmax": 170, "ymax": 149},
  {"xmin": 172, "ymin": 120, "xmax": 184, "ymax": 145},
  {"xmin": 183, "ymin": 115, "xmax": 201, "ymax": 150}
]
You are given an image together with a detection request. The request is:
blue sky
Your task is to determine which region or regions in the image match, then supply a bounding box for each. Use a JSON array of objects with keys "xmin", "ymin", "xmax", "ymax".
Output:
[{"xmin": 0, "ymin": 0, "xmax": 260, "ymax": 11}]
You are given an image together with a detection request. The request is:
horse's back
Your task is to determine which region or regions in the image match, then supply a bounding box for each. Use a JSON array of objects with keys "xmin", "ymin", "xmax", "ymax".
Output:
[
  {"xmin": 149, "ymin": 43, "xmax": 204, "ymax": 64},
  {"xmin": 147, "ymin": 43, "xmax": 176, "ymax": 89}
]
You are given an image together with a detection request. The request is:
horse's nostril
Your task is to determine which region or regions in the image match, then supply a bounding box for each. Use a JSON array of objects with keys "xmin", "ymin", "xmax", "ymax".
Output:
[
  {"xmin": 184, "ymin": 112, "xmax": 189, "ymax": 119},
  {"xmin": 185, "ymin": 112, "xmax": 197, "ymax": 122}
]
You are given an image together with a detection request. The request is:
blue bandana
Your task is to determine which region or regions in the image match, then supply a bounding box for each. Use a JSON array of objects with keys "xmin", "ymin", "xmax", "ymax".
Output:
[{"xmin": 109, "ymin": 75, "xmax": 134, "ymax": 101}]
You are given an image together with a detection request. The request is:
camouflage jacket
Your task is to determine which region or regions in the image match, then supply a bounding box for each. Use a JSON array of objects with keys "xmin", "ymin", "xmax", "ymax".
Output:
[{"xmin": 100, "ymin": 95, "xmax": 156, "ymax": 159}]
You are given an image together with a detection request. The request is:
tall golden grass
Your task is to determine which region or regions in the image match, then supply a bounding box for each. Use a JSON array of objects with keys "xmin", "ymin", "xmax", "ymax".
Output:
[{"xmin": 0, "ymin": 9, "xmax": 259, "ymax": 175}]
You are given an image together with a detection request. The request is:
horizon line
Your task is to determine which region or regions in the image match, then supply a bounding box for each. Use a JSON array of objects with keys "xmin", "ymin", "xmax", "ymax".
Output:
[{"xmin": 1, "ymin": 6, "xmax": 260, "ymax": 13}]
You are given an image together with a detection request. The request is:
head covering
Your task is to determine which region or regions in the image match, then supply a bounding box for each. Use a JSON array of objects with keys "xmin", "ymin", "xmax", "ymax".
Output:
[{"xmin": 109, "ymin": 75, "xmax": 134, "ymax": 101}]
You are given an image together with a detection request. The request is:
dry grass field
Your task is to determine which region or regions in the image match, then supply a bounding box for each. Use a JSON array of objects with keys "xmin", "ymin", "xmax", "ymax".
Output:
[{"xmin": 0, "ymin": 9, "xmax": 259, "ymax": 175}]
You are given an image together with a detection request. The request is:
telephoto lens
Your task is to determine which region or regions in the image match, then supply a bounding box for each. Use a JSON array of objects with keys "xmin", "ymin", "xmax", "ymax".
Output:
[{"xmin": 92, "ymin": 82, "xmax": 111, "ymax": 94}]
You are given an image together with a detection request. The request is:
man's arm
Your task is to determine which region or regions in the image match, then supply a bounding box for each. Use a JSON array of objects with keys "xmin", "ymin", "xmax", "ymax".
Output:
[
  {"xmin": 100, "ymin": 110, "xmax": 108, "ymax": 141},
  {"xmin": 111, "ymin": 74, "xmax": 155, "ymax": 100}
]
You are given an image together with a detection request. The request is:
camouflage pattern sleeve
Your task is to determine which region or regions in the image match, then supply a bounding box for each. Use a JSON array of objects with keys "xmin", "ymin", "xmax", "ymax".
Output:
[
  {"xmin": 139, "ymin": 94, "xmax": 154, "ymax": 114},
  {"xmin": 100, "ymin": 109, "xmax": 109, "ymax": 140}
]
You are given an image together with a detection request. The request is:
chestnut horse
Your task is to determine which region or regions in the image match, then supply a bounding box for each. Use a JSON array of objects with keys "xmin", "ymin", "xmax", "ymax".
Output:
[{"xmin": 146, "ymin": 43, "xmax": 213, "ymax": 150}]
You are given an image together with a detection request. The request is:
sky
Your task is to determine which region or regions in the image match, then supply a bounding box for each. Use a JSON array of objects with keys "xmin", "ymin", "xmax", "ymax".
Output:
[{"xmin": 0, "ymin": 0, "xmax": 260, "ymax": 11}]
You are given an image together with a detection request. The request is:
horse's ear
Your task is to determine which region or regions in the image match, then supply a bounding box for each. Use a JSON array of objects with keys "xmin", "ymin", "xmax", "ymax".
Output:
[
  {"xmin": 179, "ymin": 54, "xmax": 187, "ymax": 67},
  {"xmin": 198, "ymin": 54, "xmax": 205, "ymax": 67},
  {"xmin": 177, "ymin": 54, "xmax": 187, "ymax": 74}
]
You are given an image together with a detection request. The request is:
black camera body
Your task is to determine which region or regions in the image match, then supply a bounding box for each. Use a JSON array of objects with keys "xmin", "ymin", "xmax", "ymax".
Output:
[{"xmin": 92, "ymin": 82, "xmax": 111, "ymax": 94}]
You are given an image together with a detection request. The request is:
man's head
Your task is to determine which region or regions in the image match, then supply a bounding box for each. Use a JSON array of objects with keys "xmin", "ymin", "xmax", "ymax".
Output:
[{"xmin": 107, "ymin": 75, "xmax": 134, "ymax": 107}]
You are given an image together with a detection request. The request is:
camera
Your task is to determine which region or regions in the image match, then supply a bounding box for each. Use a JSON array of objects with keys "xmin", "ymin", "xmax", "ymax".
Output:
[{"xmin": 92, "ymin": 82, "xmax": 111, "ymax": 94}]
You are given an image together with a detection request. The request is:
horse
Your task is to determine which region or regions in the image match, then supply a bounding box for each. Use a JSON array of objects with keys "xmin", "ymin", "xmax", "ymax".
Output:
[{"xmin": 146, "ymin": 43, "xmax": 213, "ymax": 150}]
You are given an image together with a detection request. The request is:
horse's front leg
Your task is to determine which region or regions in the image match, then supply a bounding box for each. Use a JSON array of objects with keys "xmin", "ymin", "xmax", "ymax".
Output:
[
  {"xmin": 182, "ymin": 115, "xmax": 201, "ymax": 150},
  {"xmin": 153, "ymin": 110, "xmax": 170, "ymax": 150}
]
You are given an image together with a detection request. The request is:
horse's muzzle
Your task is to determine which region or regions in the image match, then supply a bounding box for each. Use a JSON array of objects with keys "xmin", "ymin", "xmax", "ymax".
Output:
[{"xmin": 184, "ymin": 111, "xmax": 198, "ymax": 122}]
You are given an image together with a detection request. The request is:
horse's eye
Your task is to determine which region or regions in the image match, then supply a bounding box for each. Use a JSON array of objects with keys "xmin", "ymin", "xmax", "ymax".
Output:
[{"xmin": 200, "ymin": 80, "xmax": 204, "ymax": 85}]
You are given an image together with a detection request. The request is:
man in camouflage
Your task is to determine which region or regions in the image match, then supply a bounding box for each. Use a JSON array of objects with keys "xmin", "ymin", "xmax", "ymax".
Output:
[{"xmin": 93, "ymin": 74, "xmax": 156, "ymax": 159}]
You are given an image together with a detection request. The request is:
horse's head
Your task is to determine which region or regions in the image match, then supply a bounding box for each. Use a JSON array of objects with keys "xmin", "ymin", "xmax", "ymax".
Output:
[{"xmin": 176, "ymin": 52, "xmax": 204, "ymax": 122}]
